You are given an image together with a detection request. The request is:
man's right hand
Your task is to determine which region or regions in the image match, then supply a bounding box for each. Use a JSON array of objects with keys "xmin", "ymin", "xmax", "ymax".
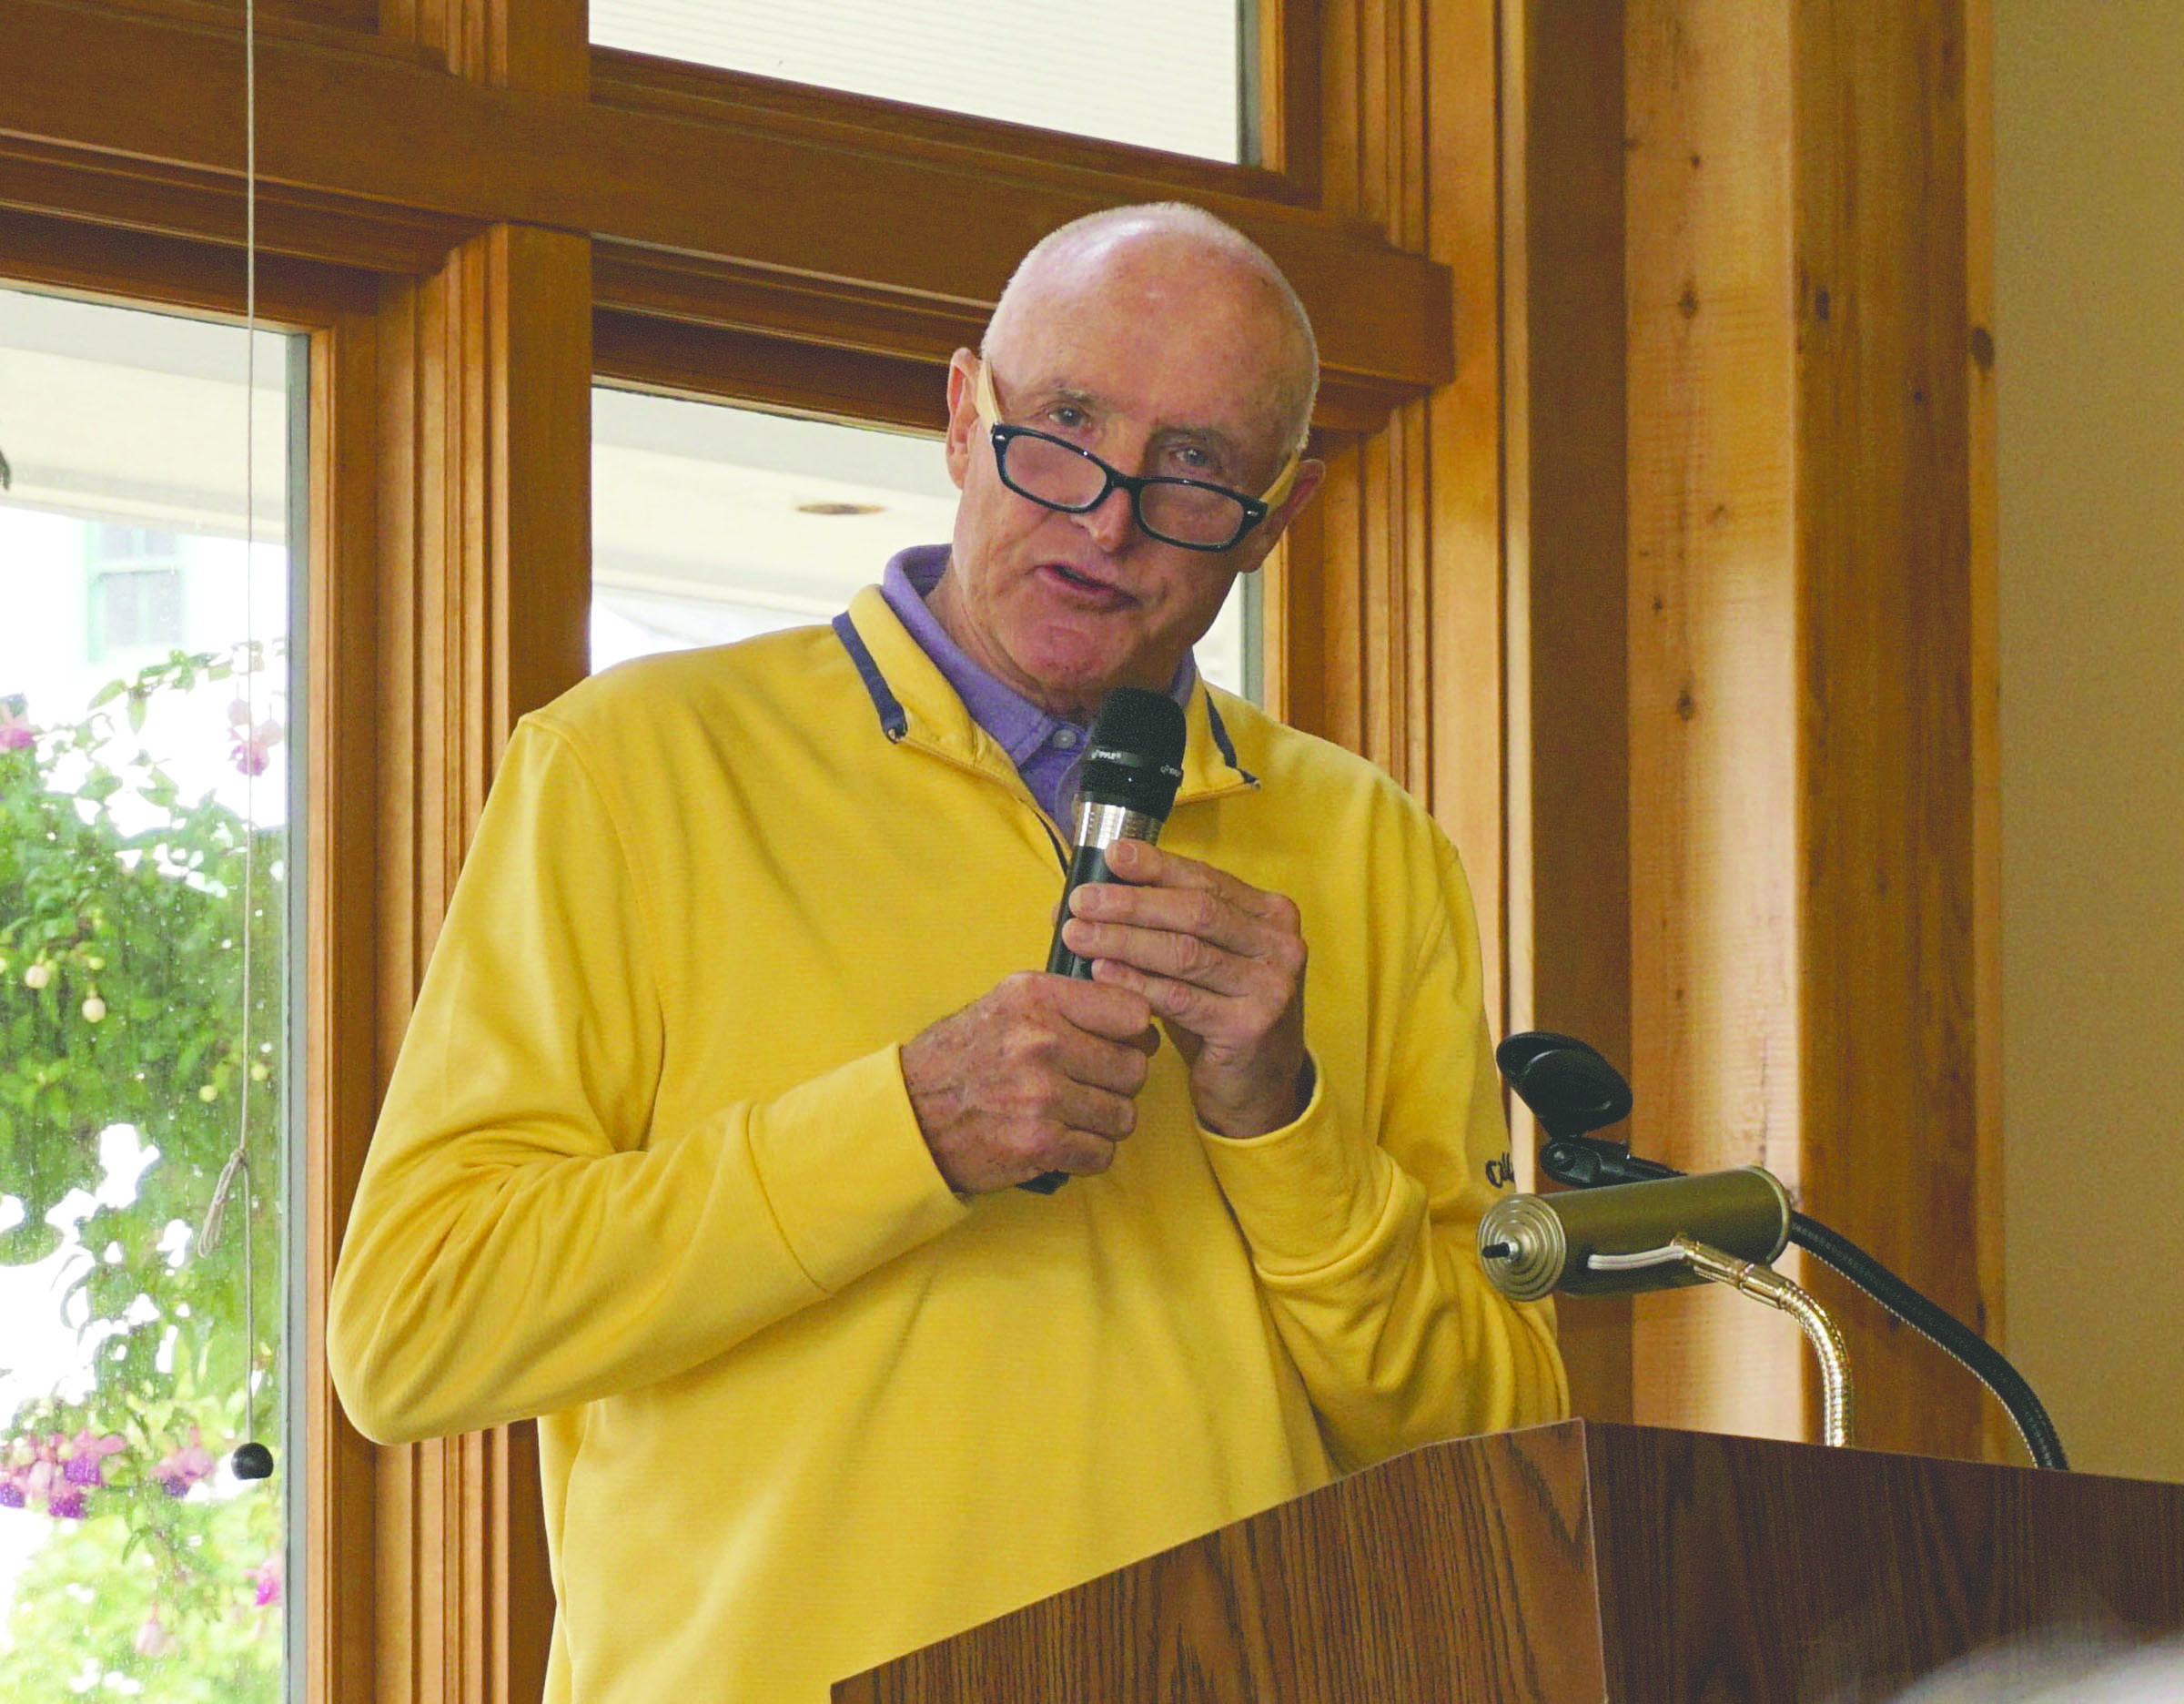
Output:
[{"xmin": 901, "ymin": 972, "xmax": 1160, "ymax": 1194}]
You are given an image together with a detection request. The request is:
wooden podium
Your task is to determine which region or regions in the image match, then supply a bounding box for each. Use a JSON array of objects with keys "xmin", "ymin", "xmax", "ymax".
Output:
[{"xmin": 835, "ymin": 1420, "xmax": 2184, "ymax": 1702}]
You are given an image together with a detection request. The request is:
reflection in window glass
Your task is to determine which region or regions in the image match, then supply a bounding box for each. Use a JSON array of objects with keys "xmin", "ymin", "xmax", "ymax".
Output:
[
  {"xmin": 0, "ymin": 288, "xmax": 294, "ymax": 1699},
  {"xmin": 592, "ymin": 0, "xmax": 1247, "ymax": 163},
  {"xmin": 591, "ymin": 387, "xmax": 1252, "ymax": 696}
]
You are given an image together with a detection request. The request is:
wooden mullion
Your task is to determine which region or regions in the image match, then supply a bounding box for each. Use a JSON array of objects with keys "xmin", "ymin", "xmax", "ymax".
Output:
[
  {"xmin": 368, "ymin": 220, "xmax": 587, "ymax": 1704},
  {"xmin": 1421, "ymin": 0, "xmax": 1512, "ymax": 1026},
  {"xmin": 307, "ymin": 304, "xmax": 383, "ymax": 1704}
]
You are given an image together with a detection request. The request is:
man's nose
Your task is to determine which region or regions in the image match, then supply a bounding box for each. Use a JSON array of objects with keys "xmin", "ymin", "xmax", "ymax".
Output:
[{"xmin": 1074, "ymin": 483, "xmax": 1140, "ymax": 552}]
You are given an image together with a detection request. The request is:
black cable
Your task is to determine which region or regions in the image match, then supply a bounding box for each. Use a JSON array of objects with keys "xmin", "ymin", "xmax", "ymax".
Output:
[
  {"xmin": 1535, "ymin": 1136, "xmax": 2068, "ymax": 1470},
  {"xmin": 1788, "ymin": 1211, "xmax": 2068, "ymax": 1471}
]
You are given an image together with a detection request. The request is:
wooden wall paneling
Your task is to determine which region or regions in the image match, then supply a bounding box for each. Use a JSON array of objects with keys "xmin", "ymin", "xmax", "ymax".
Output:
[
  {"xmin": 1792, "ymin": 0, "xmax": 1986, "ymax": 1463},
  {"xmin": 1308, "ymin": 0, "xmax": 1431, "ymax": 788},
  {"xmin": 1964, "ymin": 0, "xmax": 2008, "ymax": 1466},
  {"xmin": 1614, "ymin": 0, "xmax": 1990, "ymax": 1460},
  {"xmin": 308, "ymin": 305, "xmax": 382, "ymax": 1704},
  {"xmin": 1623, "ymin": 0, "xmax": 1807, "ymax": 1444},
  {"xmin": 1507, "ymin": 0, "xmax": 1636, "ymax": 1426}
]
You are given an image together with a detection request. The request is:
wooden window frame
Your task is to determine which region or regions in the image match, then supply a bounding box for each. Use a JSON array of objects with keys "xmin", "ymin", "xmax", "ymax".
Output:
[{"xmin": 2, "ymin": 2, "xmax": 1504, "ymax": 1696}]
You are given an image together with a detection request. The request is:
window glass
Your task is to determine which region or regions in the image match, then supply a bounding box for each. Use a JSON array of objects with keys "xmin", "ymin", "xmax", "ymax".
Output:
[
  {"xmin": 0, "ymin": 287, "xmax": 295, "ymax": 1699},
  {"xmin": 591, "ymin": 386, "xmax": 1252, "ymax": 695},
  {"xmin": 592, "ymin": 0, "xmax": 1249, "ymax": 163}
]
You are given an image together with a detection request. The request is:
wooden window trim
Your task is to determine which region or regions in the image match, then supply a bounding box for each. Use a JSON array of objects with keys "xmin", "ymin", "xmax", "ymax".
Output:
[{"xmin": 0, "ymin": 0, "xmax": 1442, "ymax": 423}]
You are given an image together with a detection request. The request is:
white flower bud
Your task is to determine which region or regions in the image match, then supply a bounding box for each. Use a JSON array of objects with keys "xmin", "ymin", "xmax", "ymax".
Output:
[
  {"xmin": 81, "ymin": 997, "xmax": 106, "ymax": 1023},
  {"xmin": 24, "ymin": 962, "xmax": 51, "ymax": 990},
  {"xmin": 197, "ymin": 1084, "xmax": 218, "ymax": 1103}
]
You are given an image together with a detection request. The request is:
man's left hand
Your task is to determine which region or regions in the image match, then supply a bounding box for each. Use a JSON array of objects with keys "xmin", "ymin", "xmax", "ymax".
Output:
[{"xmin": 1057, "ymin": 838, "xmax": 1309, "ymax": 1141}]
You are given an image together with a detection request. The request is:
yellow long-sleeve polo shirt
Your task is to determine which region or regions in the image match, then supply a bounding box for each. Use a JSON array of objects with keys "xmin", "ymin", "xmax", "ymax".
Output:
[{"xmin": 327, "ymin": 585, "xmax": 1565, "ymax": 1702}]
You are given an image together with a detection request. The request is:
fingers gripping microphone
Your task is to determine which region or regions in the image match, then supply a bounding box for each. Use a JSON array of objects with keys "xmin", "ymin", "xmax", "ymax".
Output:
[
  {"xmin": 1044, "ymin": 687, "xmax": 1188, "ymax": 979},
  {"xmin": 1020, "ymin": 685, "xmax": 1187, "ymax": 1195}
]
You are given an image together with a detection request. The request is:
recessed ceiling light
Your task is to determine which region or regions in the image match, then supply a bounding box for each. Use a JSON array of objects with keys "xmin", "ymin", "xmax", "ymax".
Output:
[{"xmin": 796, "ymin": 501, "xmax": 885, "ymax": 517}]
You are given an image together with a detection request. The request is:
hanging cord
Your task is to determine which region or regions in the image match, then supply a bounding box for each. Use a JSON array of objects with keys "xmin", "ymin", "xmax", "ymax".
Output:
[{"xmin": 199, "ymin": 0, "xmax": 272, "ymax": 1484}]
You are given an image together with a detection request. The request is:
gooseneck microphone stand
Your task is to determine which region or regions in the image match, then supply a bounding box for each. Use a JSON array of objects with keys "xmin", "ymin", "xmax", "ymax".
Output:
[{"xmin": 1496, "ymin": 1032, "xmax": 2069, "ymax": 1471}]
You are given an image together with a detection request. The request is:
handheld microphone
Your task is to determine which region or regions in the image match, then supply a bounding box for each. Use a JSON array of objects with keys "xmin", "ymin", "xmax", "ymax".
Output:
[
  {"xmin": 1021, "ymin": 685, "xmax": 1187, "ymax": 1193},
  {"xmin": 1045, "ymin": 686, "xmax": 1188, "ymax": 978}
]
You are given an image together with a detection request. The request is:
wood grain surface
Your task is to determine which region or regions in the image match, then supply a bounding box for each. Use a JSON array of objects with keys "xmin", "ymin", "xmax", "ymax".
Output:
[
  {"xmin": 836, "ymin": 1423, "xmax": 1607, "ymax": 1704},
  {"xmin": 838, "ymin": 1422, "xmax": 2184, "ymax": 1704},
  {"xmin": 1590, "ymin": 1425, "xmax": 2184, "ymax": 1702}
]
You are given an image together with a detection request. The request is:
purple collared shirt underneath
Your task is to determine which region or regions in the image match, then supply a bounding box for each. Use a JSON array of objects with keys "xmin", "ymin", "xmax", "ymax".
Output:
[{"xmin": 880, "ymin": 544, "xmax": 1196, "ymax": 826}]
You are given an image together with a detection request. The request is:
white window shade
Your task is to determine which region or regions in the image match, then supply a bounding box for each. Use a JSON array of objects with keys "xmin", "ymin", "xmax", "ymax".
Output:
[{"xmin": 592, "ymin": 0, "xmax": 1246, "ymax": 163}]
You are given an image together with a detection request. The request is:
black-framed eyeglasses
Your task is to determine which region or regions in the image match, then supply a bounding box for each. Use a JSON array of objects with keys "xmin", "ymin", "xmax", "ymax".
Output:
[{"xmin": 974, "ymin": 359, "xmax": 1299, "ymax": 554}]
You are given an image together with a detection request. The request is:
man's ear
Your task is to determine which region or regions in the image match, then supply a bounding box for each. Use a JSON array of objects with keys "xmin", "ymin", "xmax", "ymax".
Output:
[
  {"xmin": 1240, "ymin": 458, "xmax": 1327, "ymax": 570},
  {"xmin": 942, "ymin": 350, "xmax": 979, "ymax": 492}
]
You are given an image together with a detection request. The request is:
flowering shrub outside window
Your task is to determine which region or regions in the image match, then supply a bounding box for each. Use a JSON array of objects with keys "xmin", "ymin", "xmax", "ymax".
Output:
[
  {"xmin": 0, "ymin": 649, "xmax": 286, "ymax": 1698},
  {"xmin": 2, "ymin": 288, "xmax": 293, "ymax": 1699}
]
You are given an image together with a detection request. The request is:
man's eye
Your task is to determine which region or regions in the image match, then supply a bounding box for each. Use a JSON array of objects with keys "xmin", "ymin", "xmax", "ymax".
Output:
[{"xmin": 1048, "ymin": 406, "xmax": 1088, "ymax": 431}]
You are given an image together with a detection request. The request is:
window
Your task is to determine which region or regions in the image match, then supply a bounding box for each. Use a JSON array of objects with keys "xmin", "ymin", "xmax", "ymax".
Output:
[
  {"xmin": 0, "ymin": 287, "xmax": 298, "ymax": 1699},
  {"xmin": 592, "ymin": 0, "xmax": 1249, "ymax": 162},
  {"xmin": 4, "ymin": 0, "xmax": 1455, "ymax": 1691},
  {"xmin": 592, "ymin": 386, "xmax": 1255, "ymax": 694}
]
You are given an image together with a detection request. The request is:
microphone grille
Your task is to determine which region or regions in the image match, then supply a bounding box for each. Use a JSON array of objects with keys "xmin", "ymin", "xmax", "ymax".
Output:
[
  {"xmin": 1080, "ymin": 687, "xmax": 1188, "ymax": 819},
  {"xmin": 1089, "ymin": 685, "xmax": 1185, "ymax": 758}
]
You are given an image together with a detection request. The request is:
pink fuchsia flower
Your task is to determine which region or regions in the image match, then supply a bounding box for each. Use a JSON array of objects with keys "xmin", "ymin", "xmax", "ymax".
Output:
[
  {"xmin": 134, "ymin": 1608, "xmax": 179, "ymax": 1659},
  {"xmin": 47, "ymin": 1486, "xmax": 86, "ymax": 1520},
  {"xmin": 250, "ymin": 1554, "xmax": 283, "ymax": 1608},
  {"xmin": 153, "ymin": 1426, "xmax": 217, "ymax": 1498},
  {"xmin": 0, "ymin": 704, "xmax": 32, "ymax": 752},
  {"xmin": 227, "ymin": 699, "xmax": 283, "ymax": 776},
  {"xmin": 60, "ymin": 1428, "xmax": 126, "ymax": 1488}
]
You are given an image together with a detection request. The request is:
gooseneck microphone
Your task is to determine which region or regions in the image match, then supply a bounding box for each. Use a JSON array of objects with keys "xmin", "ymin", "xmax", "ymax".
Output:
[
  {"xmin": 1476, "ymin": 1167, "xmax": 1795, "ymax": 1302},
  {"xmin": 1022, "ymin": 685, "xmax": 1188, "ymax": 1193}
]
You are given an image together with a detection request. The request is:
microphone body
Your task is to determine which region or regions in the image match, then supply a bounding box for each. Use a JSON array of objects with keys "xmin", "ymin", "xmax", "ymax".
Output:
[
  {"xmin": 1022, "ymin": 687, "xmax": 1187, "ymax": 1194},
  {"xmin": 1045, "ymin": 798, "xmax": 1168, "ymax": 979},
  {"xmin": 1477, "ymin": 1166, "xmax": 1792, "ymax": 1301}
]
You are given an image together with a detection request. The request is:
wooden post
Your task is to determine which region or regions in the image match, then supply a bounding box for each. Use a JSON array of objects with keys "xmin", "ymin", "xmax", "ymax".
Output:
[
  {"xmin": 1621, "ymin": 0, "xmax": 1991, "ymax": 1457},
  {"xmin": 368, "ymin": 10, "xmax": 592, "ymax": 1699}
]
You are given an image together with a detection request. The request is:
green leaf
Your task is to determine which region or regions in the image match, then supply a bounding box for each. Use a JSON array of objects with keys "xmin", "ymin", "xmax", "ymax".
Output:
[
  {"xmin": 0, "ymin": 1217, "xmax": 62, "ymax": 1263},
  {"xmin": 87, "ymin": 679, "xmax": 126, "ymax": 709},
  {"xmin": 126, "ymin": 690, "xmax": 148, "ymax": 735}
]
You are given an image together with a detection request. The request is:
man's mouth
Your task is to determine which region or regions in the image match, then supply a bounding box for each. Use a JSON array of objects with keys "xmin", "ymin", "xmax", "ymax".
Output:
[{"xmin": 1041, "ymin": 563, "xmax": 1134, "ymax": 605}]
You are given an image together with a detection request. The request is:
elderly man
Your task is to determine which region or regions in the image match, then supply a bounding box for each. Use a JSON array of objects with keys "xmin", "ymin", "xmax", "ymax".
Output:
[{"xmin": 329, "ymin": 203, "xmax": 1565, "ymax": 1703}]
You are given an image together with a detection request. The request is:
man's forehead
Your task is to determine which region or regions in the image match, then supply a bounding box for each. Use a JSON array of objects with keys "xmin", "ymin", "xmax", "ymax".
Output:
[
  {"xmin": 988, "ymin": 218, "xmax": 1314, "ymax": 449},
  {"xmin": 1004, "ymin": 293, "xmax": 1288, "ymax": 417}
]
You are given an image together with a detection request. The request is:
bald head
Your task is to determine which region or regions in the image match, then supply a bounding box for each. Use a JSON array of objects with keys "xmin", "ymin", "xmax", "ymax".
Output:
[{"xmin": 982, "ymin": 203, "xmax": 1320, "ymax": 462}]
